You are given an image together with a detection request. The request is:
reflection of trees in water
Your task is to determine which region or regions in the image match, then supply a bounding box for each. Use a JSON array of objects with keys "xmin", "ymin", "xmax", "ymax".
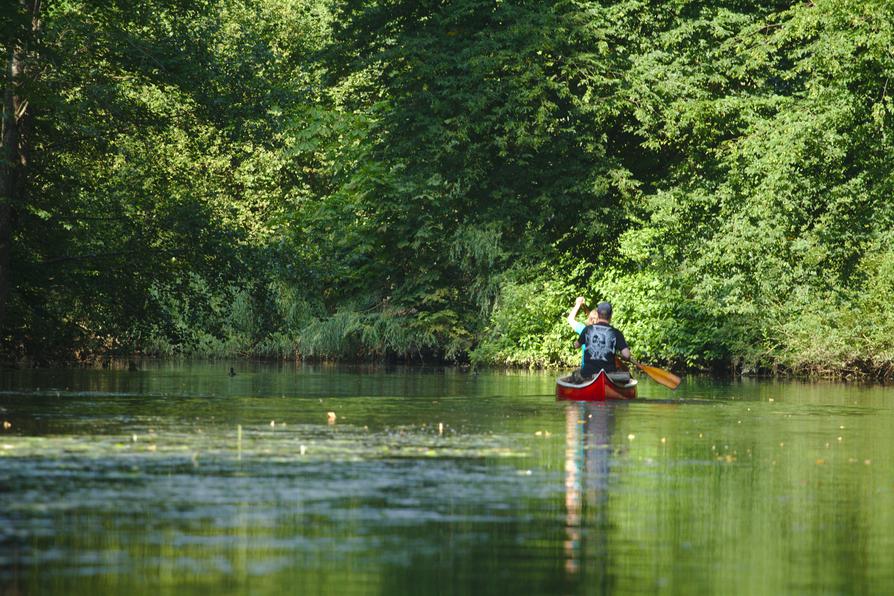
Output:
[{"xmin": 564, "ymin": 402, "xmax": 615, "ymax": 591}]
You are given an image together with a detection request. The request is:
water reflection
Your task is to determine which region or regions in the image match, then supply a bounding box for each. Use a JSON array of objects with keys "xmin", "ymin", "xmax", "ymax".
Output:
[
  {"xmin": 564, "ymin": 403, "xmax": 615, "ymax": 586},
  {"xmin": 2, "ymin": 363, "xmax": 894, "ymax": 595}
]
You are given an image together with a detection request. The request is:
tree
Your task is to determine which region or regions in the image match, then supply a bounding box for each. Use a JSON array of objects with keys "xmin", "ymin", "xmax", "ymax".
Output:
[{"xmin": 1, "ymin": 0, "xmax": 40, "ymax": 324}]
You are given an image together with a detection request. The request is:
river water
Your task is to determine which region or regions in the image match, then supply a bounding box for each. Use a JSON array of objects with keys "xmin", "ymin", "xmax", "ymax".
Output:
[{"xmin": 1, "ymin": 362, "xmax": 892, "ymax": 595}]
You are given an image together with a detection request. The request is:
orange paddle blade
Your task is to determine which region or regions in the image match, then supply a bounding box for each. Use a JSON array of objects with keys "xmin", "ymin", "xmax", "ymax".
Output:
[{"xmin": 637, "ymin": 363, "xmax": 681, "ymax": 390}]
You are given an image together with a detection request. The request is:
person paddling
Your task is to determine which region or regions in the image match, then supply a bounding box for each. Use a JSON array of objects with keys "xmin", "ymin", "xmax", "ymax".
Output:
[{"xmin": 572, "ymin": 301, "xmax": 631, "ymax": 383}]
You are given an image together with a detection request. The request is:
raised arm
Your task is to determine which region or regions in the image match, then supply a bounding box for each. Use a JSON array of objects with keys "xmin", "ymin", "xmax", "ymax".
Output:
[{"xmin": 566, "ymin": 296, "xmax": 586, "ymax": 327}]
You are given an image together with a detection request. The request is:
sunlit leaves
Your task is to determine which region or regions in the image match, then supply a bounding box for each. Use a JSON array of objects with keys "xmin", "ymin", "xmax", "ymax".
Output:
[{"xmin": 8, "ymin": 0, "xmax": 894, "ymax": 374}]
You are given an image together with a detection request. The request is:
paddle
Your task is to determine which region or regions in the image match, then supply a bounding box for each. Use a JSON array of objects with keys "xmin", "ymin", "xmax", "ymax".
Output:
[
  {"xmin": 629, "ymin": 358, "xmax": 681, "ymax": 390},
  {"xmin": 578, "ymin": 301, "xmax": 681, "ymax": 390}
]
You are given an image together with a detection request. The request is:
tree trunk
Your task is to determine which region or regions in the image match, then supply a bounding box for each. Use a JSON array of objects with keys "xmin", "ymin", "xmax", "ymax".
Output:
[
  {"xmin": 1, "ymin": 45, "xmax": 20, "ymax": 326},
  {"xmin": 0, "ymin": 1, "xmax": 39, "ymax": 326}
]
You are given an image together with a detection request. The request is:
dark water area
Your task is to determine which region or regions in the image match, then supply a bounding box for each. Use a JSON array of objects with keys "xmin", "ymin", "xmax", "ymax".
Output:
[{"xmin": 1, "ymin": 362, "xmax": 892, "ymax": 595}]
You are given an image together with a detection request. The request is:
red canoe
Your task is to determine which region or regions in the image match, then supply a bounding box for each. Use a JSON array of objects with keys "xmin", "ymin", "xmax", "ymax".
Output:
[{"xmin": 556, "ymin": 370, "xmax": 638, "ymax": 401}]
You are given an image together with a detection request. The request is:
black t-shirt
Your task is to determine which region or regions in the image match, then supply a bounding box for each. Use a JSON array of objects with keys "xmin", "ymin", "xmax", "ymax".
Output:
[{"xmin": 577, "ymin": 323, "xmax": 628, "ymax": 375}]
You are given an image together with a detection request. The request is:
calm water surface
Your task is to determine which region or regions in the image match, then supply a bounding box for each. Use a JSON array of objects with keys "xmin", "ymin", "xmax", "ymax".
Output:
[{"xmin": 1, "ymin": 362, "xmax": 893, "ymax": 595}]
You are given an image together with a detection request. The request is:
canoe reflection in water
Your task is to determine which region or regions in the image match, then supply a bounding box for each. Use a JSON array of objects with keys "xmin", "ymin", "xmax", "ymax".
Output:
[{"xmin": 564, "ymin": 402, "xmax": 619, "ymax": 584}]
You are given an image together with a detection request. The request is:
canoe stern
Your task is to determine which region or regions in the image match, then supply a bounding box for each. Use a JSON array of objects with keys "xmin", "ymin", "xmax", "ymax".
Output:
[{"xmin": 556, "ymin": 371, "xmax": 637, "ymax": 401}]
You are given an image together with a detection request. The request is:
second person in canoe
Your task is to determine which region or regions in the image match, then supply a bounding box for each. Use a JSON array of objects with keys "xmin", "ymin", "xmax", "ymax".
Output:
[{"xmin": 572, "ymin": 301, "xmax": 631, "ymax": 383}]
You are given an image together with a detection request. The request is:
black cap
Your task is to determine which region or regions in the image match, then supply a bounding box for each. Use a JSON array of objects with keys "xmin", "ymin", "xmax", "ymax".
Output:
[{"xmin": 596, "ymin": 302, "xmax": 613, "ymax": 318}]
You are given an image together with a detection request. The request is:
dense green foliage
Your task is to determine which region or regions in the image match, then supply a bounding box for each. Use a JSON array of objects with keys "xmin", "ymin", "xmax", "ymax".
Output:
[{"xmin": 2, "ymin": 0, "xmax": 893, "ymax": 375}]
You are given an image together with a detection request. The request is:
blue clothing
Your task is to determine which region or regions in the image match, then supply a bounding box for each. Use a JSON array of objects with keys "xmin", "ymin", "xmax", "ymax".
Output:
[
  {"xmin": 570, "ymin": 320, "xmax": 586, "ymax": 366},
  {"xmin": 577, "ymin": 323, "xmax": 628, "ymax": 377}
]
